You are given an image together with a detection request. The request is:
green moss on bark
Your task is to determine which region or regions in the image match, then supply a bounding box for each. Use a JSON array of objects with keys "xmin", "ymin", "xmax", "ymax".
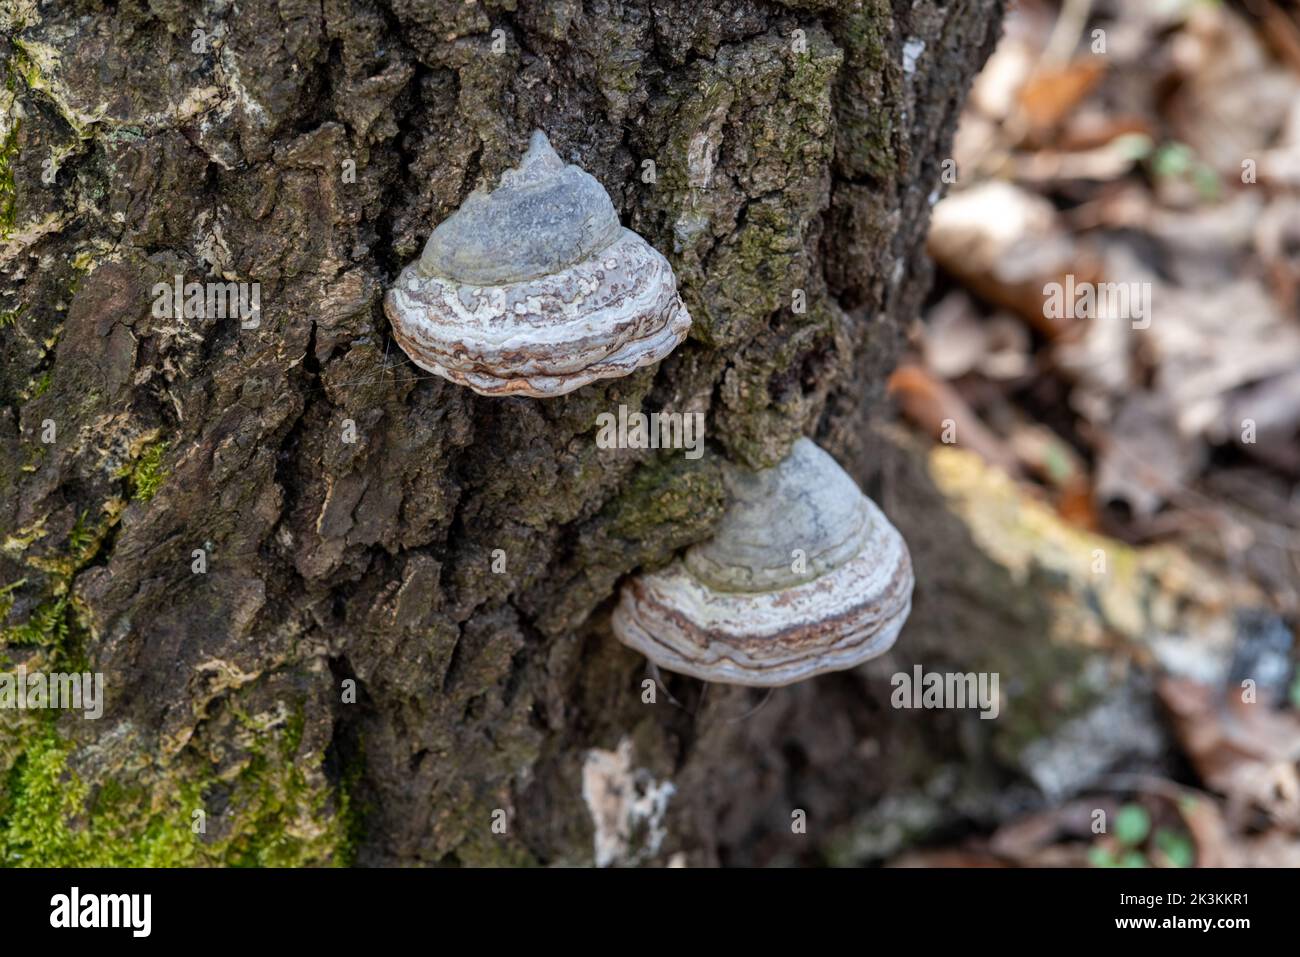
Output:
[
  {"xmin": 0, "ymin": 119, "xmax": 17, "ymax": 237},
  {"xmin": 1, "ymin": 507, "xmax": 117, "ymax": 668},
  {"xmin": 119, "ymin": 439, "xmax": 169, "ymax": 503},
  {"xmin": 0, "ymin": 719, "xmax": 352, "ymax": 867}
]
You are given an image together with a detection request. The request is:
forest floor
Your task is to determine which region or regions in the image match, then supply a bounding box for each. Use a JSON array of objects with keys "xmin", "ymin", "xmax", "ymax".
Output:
[{"xmin": 886, "ymin": 0, "xmax": 1300, "ymax": 867}]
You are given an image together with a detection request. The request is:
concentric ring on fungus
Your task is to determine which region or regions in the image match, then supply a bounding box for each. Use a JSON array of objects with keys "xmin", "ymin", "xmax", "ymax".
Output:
[
  {"xmin": 612, "ymin": 439, "xmax": 915, "ymax": 687},
  {"xmin": 385, "ymin": 130, "xmax": 691, "ymax": 398}
]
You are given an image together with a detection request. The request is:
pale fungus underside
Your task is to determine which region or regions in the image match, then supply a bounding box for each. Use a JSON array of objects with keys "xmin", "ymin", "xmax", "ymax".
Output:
[
  {"xmin": 385, "ymin": 131, "xmax": 691, "ymax": 398},
  {"xmin": 613, "ymin": 439, "xmax": 915, "ymax": 687}
]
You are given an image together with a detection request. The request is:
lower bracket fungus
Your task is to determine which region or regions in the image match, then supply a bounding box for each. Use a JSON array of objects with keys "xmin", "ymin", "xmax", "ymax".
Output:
[
  {"xmin": 385, "ymin": 130, "xmax": 691, "ymax": 398},
  {"xmin": 612, "ymin": 438, "xmax": 914, "ymax": 686}
]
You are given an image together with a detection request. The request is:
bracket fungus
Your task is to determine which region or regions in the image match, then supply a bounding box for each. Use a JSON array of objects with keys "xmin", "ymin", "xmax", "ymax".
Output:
[
  {"xmin": 612, "ymin": 438, "xmax": 914, "ymax": 687},
  {"xmin": 385, "ymin": 131, "xmax": 692, "ymax": 398}
]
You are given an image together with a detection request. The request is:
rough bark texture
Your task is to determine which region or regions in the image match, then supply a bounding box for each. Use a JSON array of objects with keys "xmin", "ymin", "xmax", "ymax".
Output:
[{"xmin": 0, "ymin": 0, "xmax": 1004, "ymax": 865}]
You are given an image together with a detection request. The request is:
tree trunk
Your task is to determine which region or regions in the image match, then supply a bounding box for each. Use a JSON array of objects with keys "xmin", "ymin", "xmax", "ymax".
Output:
[{"xmin": 0, "ymin": 0, "xmax": 1004, "ymax": 866}]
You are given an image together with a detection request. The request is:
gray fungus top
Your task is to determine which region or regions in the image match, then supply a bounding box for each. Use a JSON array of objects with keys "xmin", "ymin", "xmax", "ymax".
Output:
[
  {"xmin": 683, "ymin": 438, "xmax": 873, "ymax": 593},
  {"xmin": 418, "ymin": 130, "xmax": 623, "ymax": 285},
  {"xmin": 386, "ymin": 128, "xmax": 691, "ymax": 398},
  {"xmin": 610, "ymin": 436, "xmax": 914, "ymax": 686}
]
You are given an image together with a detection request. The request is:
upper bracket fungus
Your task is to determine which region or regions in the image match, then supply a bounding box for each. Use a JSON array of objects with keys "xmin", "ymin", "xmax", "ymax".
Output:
[
  {"xmin": 385, "ymin": 130, "xmax": 692, "ymax": 398},
  {"xmin": 612, "ymin": 438, "xmax": 914, "ymax": 687}
]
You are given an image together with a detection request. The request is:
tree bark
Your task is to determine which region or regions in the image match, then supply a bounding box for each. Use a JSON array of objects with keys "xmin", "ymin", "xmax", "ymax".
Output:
[{"xmin": 0, "ymin": 0, "xmax": 1004, "ymax": 865}]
